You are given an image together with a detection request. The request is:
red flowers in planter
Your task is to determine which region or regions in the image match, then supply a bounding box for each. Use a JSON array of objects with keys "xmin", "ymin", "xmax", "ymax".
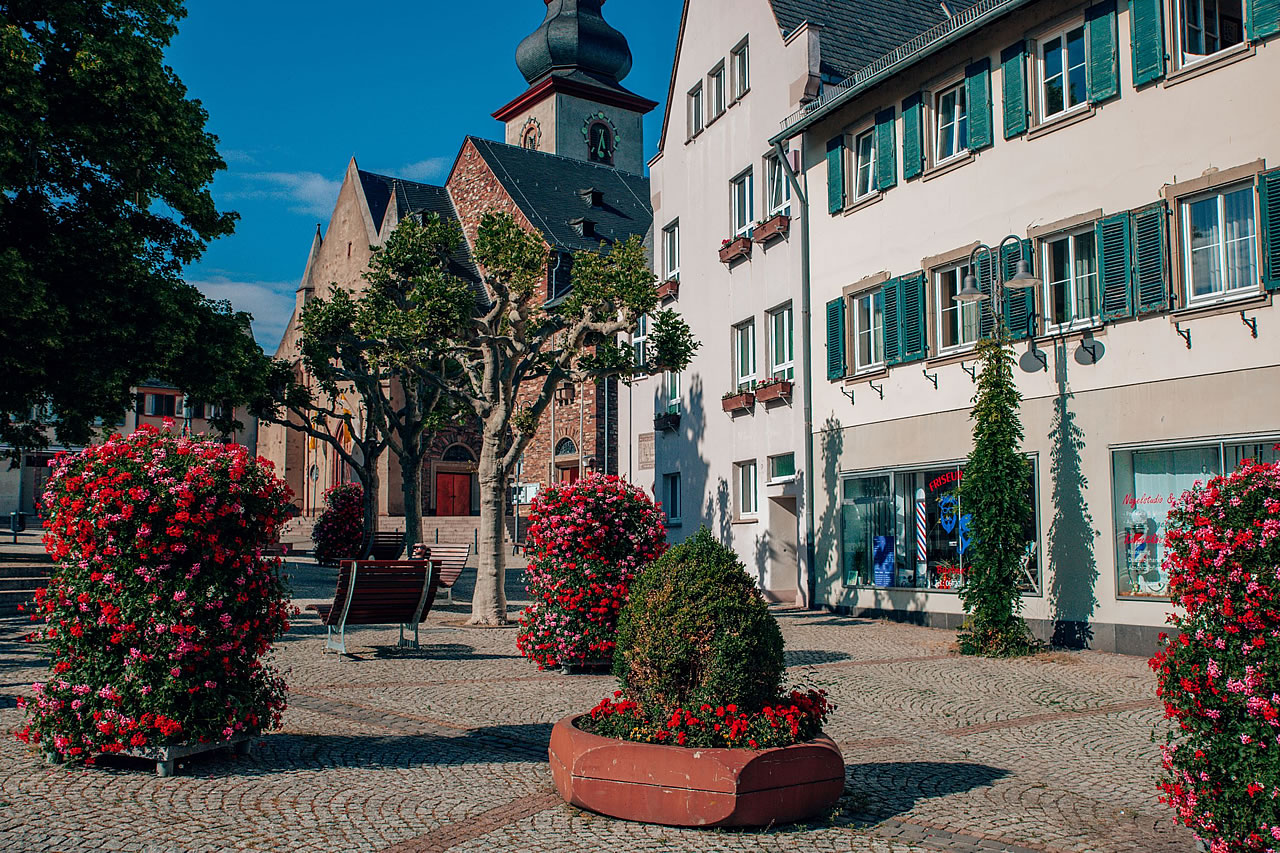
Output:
[
  {"xmin": 516, "ymin": 474, "xmax": 666, "ymax": 670},
  {"xmin": 17, "ymin": 425, "xmax": 294, "ymax": 762},
  {"xmin": 312, "ymin": 482, "xmax": 363, "ymax": 565},
  {"xmin": 1150, "ymin": 453, "xmax": 1280, "ymax": 852}
]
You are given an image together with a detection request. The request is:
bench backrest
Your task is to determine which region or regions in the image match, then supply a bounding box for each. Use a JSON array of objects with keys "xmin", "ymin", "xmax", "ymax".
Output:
[
  {"xmin": 410, "ymin": 543, "xmax": 471, "ymax": 588},
  {"xmin": 326, "ymin": 560, "xmax": 438, "ymax": 627},
  {"xmin": 368, "ymin": 531, "xmax": 404, "ymax": 560}
]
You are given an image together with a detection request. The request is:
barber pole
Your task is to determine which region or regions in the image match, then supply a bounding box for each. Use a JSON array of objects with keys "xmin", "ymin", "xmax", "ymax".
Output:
[{"xmin": 915, "ymin": 489, "xmax": 928, "ymax": 564}]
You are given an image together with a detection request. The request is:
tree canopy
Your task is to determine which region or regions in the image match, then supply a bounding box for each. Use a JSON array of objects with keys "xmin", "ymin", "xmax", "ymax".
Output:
[{"xmin": 0, "ymin": 1, "xmax": 247, "ymax": 452}]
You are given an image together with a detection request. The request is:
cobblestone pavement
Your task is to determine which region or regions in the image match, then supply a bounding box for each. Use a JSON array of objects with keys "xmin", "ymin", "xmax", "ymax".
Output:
[{"xmin": 0, "ymin": 555, "xmax": 1196, "ymax": 853}]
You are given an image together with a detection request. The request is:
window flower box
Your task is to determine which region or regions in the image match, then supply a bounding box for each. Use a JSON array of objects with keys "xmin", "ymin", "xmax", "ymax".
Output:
[
  {"xmin": 656, "ymin": 278, "xmax": 679, "ymax": 301},
  {"xmin": 753, "ymin": 378, "xmax": 792, "ymax": 403},
  {"xmin": 752, "ymin": 213, "xmax": 790, "ymax": 244},
  {"xmin": 721, "ymin": 390, "xmax": 755, "ymax": 413},
  {"xmin": 654, "ymin": 412, "xmax": 681, "ymax": 432},
  {"xmin": 719, "ymin": 236, "xmax": 751, "ymax": 264}
]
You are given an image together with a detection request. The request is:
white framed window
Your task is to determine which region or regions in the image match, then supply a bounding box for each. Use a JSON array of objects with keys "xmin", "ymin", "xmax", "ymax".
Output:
[
  {"xmin": 688, "ymin": 83, "xmax": 704, "ymax": 137},
  {"xmin": 663, "ymin": 220, "xmax": 680, "ymax": 280},
  {"xmin": 1042, "ymin": 228, "xmax": 1099, "ymax": 329},
  {"xmin": 1177, "ymin": 0, "xmax": 1245, "ymax": 65},
  {"xmin": 765, "ymin": 152, "xmax": 791, "ymax": 216},
  {"xmin": 1039, "ymin": 24, "xmax": 1088, "ymax": 120},
  {"xmin": 731, "ymin": 38, "xmax": 750, "ymax": 98},
  {"xmin": 709, "ymin": 62, "xmax": 726, "ymax": 118},
  {"xmin": 736, "ymin": 460, "xmax": 759, "ymax": 518},
  {"xmin": 663, "ymin": 370, "xmax": 681, "ymax": 414},
  {"xmin": 768, "ymin": 453, "xmax": 796, "ymax": 482},
  {"xmin": 1181, "ymin": 182, "xmax": 1258, "ymax": 304},
  {"xmin": 731, "ymin": 168, "xmax": 754, "ymax": 236},
  {"xmin": 734, "ymin": 319, "xmax": 756, "ymax": 390},
  {"xmin": 768, "ymin": 304, "xmax": 794, "ymax": 380},
  {"xmin": 934, "ymin": 82, "xmax": 969, "ymax": 163},
  {"xmin": 147, "ymin": 394, "xmax": 178, "ymax": 417},
  {"xmin": 936, "ymin": 264, "xmax": 981, "ymax": 352},
  {"xmin": 663, "ymin": 472, "xmax": 682, "ymax": 523},
  {"xmin": 853, "ymin": 128, "xmax": 877, "ymax": 200},
  {"xmin": 852, "ymin": 288, "xmax": 885, "ymax": 372},
  {"xmin": 632, "ymin": 313, "xmax": 648, "ymax": 367}
]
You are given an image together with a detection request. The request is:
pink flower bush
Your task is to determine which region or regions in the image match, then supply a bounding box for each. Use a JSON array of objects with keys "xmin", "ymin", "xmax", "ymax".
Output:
[
  {"xmin": 311, "ymin": 482, "xmax": 363, "ymax": 566},
  {"xmin": 1150, "ymin": 451, "xmax": 1280, "ymax": 852},
  {"xmin": 516, "ymin": 474, "xmax": 666, "ymax": 669},
  {"xmin": 16, "ymin": 425, "xmax": 294, "ymax": 762}
]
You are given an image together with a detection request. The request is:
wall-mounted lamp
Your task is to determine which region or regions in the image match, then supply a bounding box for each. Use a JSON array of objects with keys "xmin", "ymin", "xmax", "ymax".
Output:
[
  {"xmin": 1075, "ymin": 330, "xmax": 1103, "ymax": 365},
  {"xmin": 1018, "ymin": 313, "xmax": 1047, "ymax": 373},
  {"xmin": 1174, "ymin": 322, "xmax": 1192, "ymax": 350},
  {"xmin": 585, "ymin": 456, "xmax": 599, "ymax": 473},
  {"xmin": 922, "ymin": 368, "xmax": 939, "ymax": 389},
  {"xmin": 1241, "ymin": 310, "xmax": 1258, "ymax": 338},
  {"xmin": 555, "ymin": 382, "xmax": 576, "ymax": 405}
]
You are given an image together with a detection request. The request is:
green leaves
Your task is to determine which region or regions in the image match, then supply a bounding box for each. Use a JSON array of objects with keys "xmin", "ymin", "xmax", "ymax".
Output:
[{"xmin": 474, "ymin": 211, "xmax": 547, "ymax": 301}]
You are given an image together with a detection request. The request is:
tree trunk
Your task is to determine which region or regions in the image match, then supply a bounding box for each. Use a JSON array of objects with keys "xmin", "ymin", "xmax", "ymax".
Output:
[
  {"xmin": 469, "ymin": 424, "xmax": 508, "ymax": 625},
  {"xmin": 358, "ymin": 464, "xmax": 380, "ymax": 559},
  {"xmin": 402, "ymin": 450, "xmax": 422, "ymax": 556}
]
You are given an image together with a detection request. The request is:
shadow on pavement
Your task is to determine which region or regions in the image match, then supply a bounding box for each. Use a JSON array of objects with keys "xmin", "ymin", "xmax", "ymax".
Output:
[
  {"xmin": 839, "ymin": 761, "xmax": 1010, "ymax": 825},
  {"xmin": 784, "ymin": 649, "xmax": 853, "ymax": 667}
]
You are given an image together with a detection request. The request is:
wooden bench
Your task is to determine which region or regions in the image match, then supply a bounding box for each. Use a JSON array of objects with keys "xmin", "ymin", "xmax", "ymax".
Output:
[
  {"xmin": 369, "ymin": 531, "xmax": 404, "ymax": 560},
  {"xmin": 305, "ymin": 559, "xmax": 440, "ymax": 654},
  {"xmin": 410, "ymin": 543, "xmax": 472, "ymax": 604}
]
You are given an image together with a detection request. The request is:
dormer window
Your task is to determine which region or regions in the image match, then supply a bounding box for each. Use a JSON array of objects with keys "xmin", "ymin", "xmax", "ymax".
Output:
[
  {"xmin": 570, "ymin": 218, "xmax": 597, "ymax": 239},
  {"xmin": 578, "ymin": 187, "xmax": 604, "ymax": 208}
]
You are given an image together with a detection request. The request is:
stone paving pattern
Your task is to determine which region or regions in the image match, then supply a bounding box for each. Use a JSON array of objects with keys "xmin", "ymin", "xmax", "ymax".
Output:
[{"xmin": 0, "ymin": 553, "xmax": 1197, "ymax": 852}]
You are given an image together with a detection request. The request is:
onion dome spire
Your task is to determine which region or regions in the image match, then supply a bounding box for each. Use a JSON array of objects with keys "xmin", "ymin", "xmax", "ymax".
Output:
[{"xmin": 515, "ymin": 0, "xmax": 634, "ymax": 87}]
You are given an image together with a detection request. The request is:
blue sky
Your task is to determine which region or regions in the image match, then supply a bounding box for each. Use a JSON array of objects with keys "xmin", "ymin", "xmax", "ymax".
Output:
[{"xmin": 165, "ymin": 0, "xmax": 684, "ymax": 350}]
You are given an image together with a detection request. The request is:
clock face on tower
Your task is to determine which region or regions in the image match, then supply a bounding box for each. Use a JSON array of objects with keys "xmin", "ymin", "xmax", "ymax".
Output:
[{"xmin": 583, "ymin": 113, "xmax": 618, "ymax": 166}]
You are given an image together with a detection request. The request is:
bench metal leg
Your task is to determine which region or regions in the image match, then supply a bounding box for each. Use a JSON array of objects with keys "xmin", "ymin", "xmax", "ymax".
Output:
[
  {"xmin": 398, "ymin": 622, "xmax": 420, "ymax": 649},
  {"xmin": 324, "ymin": 624, "xmax": 347, "ymax": 655}
]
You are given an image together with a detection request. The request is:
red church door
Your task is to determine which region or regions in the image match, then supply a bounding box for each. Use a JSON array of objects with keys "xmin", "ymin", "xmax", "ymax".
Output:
[{"xmin": 437, "ymin": 473, "xmax": 471, "ymax": 517}]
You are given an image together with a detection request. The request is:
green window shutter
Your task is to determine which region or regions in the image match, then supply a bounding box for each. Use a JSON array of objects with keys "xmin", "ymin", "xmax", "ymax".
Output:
[
  {"xmin": 965, "ymin": 59, "xmax": 994, "ymax": 150},
  {"xmin": 1096, "ymin": 213, "xmax": 1134, "ymax": 320},
  {"xmin": 899, "ymin": 273, "xmax": 928, "ymax": 363},
  {"xmin": 1131, "ymin": 202, "xmax": 1170, "ymax": 312},
  {"xmin": 976, "ymin": 253, "xmax": 997, "ymax": 338},
  {"xmin": 1130, "ymin": 0, "xmax": 1166, "ymax": 86},
  {"xmin": 1002, "ymin": 239, "xmax": 1036, "ymax": 340},
  {"xmin": 1086, "ymin": 1, "xmax": 1120, "ymax": 103},
  {"xmin": 883, "ymin": 279, "xmax": 903, "ymax": 366},
  {"xmin": 826, "ymin": 136, "xmax": 846, "ymax": 215},
  {"xmin": 875, "ymin": 108, "xmax": 897, "ymax": 191},
  {"xmin": 902, "ymin": 94, "xmax": 925, "ymax": 179},
  {"xmin": 1001, "ymin": 42, "xmax": 1028, "ymax": 139},
  {"xmin": 1260, "ymin": 168, "xmax": 1280, "ymax": 291},
  {"xmin": 1248, "ymin": 0, "xmax": 1280, "ymax": 40},
  {"xmin": 826, "ymin": 297, "xmax": 846, "ymax": 379}
]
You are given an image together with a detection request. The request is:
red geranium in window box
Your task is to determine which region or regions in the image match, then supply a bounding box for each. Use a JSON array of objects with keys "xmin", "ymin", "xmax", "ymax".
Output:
[{"xmin": 719, "ymin": 236, "xmax": 751, "ymax": 264}]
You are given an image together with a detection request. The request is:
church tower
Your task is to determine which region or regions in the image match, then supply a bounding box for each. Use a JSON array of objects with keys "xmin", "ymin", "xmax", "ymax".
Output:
[{"xmin": 493, "ymin": 0, "xmax": 657, "ymax": 175}]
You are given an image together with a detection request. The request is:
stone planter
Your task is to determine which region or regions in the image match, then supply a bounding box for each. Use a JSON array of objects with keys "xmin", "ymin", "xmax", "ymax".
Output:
[
  {"xmin": 53, "ymin": 735, "xmax": 256, "ymax": 777},
  {"xmin": 653, "ymin": 412, "xmax": 681, "ymax": 432},
  {"xmin": 754, "ymin": 380, "xmax": 792, "ymax": 403},
  {"xmin": 549, "ymin": 715, "xmax": 845, "ymax": 828},
  {"xmin": 656, "ymin": 278, "xmax": 679, "ymax": 301},
  {"xmin": 753, "ymin": 214, "xmax": 790, "ymax": 244},
  {"xmin": 721, "ymin": 391, "xmax": 755, "ymax": 413},
  {"xmin": 718, "ymin": 236, "xmax": 751, "ymax": 265}
]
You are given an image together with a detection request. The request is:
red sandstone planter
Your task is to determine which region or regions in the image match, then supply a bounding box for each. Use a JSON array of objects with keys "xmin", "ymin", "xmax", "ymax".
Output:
[
  {"xmin": 721, "ymin": 391, "xmax": 755, "ymax": 413},
  {"xmin": 548, "ymin": 714, "xmax": 845, "ymax": 828},
  {"xmin": 754, "ymin": 380, "xmax": 792, "ymax": 403},
  {"xmin": 719, "ymin": 236, "xmax": 752, "ymax": 264},
  {"xmin": 753, "ymin": 213, "xmax": 790, "ymax": 244},
  {"xmin": 656, "ymin": 278, "xmax": 679, "ymax": 301}
]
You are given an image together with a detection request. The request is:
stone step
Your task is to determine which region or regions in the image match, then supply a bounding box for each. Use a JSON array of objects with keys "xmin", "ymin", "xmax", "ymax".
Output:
[
  {"xmin": 0, "ymin": 577, "xmax": 47, "ymax": 591},
  {"xmin": 0, "ymin": 565, "xmax": 53, "ymax": 580},
  {"xmin": 0, "ymin": 588, "xmax": 37, "ymax": 616}
]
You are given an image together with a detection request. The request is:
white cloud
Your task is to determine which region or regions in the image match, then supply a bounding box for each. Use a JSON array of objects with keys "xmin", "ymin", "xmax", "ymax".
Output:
[
  {"xmin": 395, "ymin": 157, "xmax": 450, "ymax": 182},
  {"xmin": 189, "ymin": 276, "xmax": 296, "ymax": 352},
  {"xmin": 227, "ymin": 171, "xmax": 342, "ymax": 218}
]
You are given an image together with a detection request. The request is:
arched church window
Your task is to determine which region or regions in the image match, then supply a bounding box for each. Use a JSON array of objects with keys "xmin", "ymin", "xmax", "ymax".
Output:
[
  {"xmin": 443, "ymin": 444, "xmax": 476, "ymax": 462},
  {"xmin": 555, "ymin": 438, "xmax": 578, "ymax": 457},
  {"xmin": 522, "ymin": 124, "xmax": 539, "ymax": 151}
]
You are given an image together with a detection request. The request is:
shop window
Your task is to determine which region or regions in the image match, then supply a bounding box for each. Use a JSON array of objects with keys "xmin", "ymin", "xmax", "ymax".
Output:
[
  {"xmin": 1177, "ymin": 0, "xmax": 1245, "ymax": 66},
  {"xmin": 1039, "ymin": 24, "xmax": 1088, "ymax": 120},
  {"xmin": 769, "ymin": 304, "xmax": 794, "ymax": 380},
  {"xmin": 936, "ymin": 263, "xmax": 981, "ymax": 353},
  {"xmin": 853, "ymin": 128, "xmax": 877, "ymax": 200},
  {"xmin": 1112, "ymin": 439, "xmax": 1279, "ymax": 599},
  {"xmin": 842, "ymin": 461, "xmax": 1040, "ymax": 592},
  {"xmin": 934, "ymin": 81, "xmax": 969, "ymax": 163},
  {"xmin": 1181, "ymin": 182, "xmax": 1258, "ymax": 304},
  {"xmin": 1042, "ymin": 228, "xmax": 1099, "ymax": 329}
]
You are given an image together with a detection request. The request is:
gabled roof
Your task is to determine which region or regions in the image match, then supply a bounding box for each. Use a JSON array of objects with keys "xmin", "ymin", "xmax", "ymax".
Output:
[
  {"xmin": 356, "ymin": 169, "xmax": 482, "ymax": 288},
  {"xmin": 769, "ymin": 0, "xmax": 981, "ymax": 79},
  {"xmin": 465, "ymin": 137, "xmax": 652, "ymax": 253}
]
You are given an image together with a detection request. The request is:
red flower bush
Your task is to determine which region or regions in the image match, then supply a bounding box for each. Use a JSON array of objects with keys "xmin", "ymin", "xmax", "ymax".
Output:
[
  {"xmin": 1150, "ymin": 453, "xmax": 1280, "ymax": 852},
  {"xmin": 311, "ymin": 482, "xmax": 363, "ymax": 566},
  {"xmin": 16, "ymin": 425, "xmax": 294, "ymax": 762},
  {"xmin": 516, "ymin": 474, "xmax": 666, "ymax": 669}
]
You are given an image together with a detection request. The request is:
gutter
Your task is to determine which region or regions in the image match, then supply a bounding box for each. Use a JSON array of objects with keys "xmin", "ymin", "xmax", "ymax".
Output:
[
  {"xmin": 773, "ymin": 140, "xmax": 816, "ymax": 611},
  {"xmin": 770, "ymin": 0, "xmax": 1032, "ymax": 145}
]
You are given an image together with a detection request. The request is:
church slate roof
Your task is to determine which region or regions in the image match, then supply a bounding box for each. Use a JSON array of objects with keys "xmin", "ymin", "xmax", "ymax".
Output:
[
  {"xmin": 769, "ymin": 0, "xmax": 981, "ymax": 79},
  {"xmin": 465, "ymin": 137, "xmax": 652, "ymax": 254},
  {"xmin": 356, "ymin": 169, "xmax": 482, "ymax": 288}
]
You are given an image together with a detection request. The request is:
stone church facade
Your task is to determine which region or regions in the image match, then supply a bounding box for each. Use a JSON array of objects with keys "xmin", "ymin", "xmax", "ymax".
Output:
[{"xmin": 258, "ymin": 0, "xmax": 656, "ymax": 526}]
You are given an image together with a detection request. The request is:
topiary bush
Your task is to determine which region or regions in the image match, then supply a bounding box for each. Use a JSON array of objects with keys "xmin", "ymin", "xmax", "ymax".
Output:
[
  {"xmin": 580, "ymin": 527, "xmax": 831, "ymax": 749},
  {"xmin": 16, "ymin": 425, "xmax": 294, "ymax": 762},
  {"xmin": 516, "ymin": 473, "xmax": 666, "ymax": 669},
  {"xmin": 311, "ymin": 482, "xmax": 363, "ymax": 565},
  {"xmin": 1150, "ymin": 453, "xmax": 1280, "ymax": 853}
]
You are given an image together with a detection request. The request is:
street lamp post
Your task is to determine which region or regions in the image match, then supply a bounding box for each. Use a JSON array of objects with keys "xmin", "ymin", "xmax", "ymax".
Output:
[{"xmin": 954, "ymin": 234, "xmax": 1038, "ymax": 334}]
